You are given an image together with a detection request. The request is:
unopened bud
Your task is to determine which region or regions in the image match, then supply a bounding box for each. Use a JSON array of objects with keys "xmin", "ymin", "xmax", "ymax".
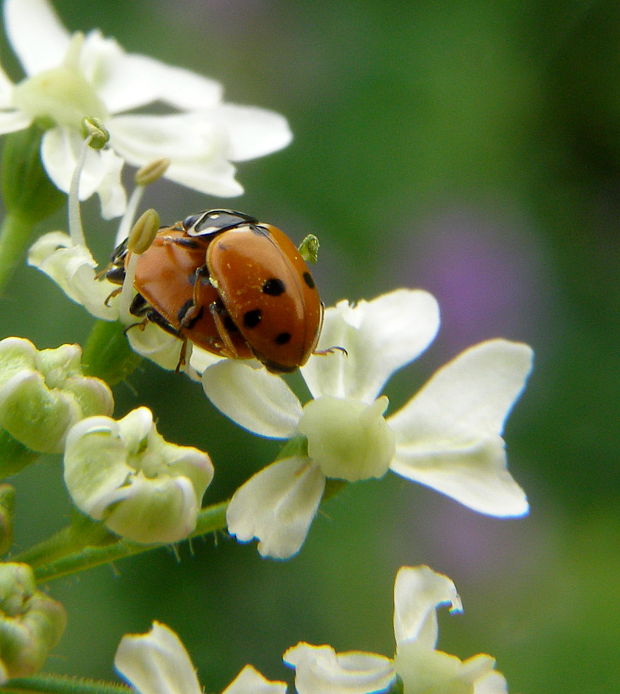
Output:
[
  {"xmin": 0, "ymin": 563, "xmax": 66, "ymax": 681},
  {"xmin": 64, "ymin": 407, "xmax": 214, "ymax": 544},
  {"xmin": 0, "ymin": 338, "xmax": 114, "ymax": 454}
]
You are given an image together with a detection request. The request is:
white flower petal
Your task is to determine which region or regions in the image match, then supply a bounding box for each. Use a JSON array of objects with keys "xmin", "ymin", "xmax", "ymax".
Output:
[
  {"xmin": 125, "ymin": 324, "xmax": 185, "ymax": 372},
  {"xmin": 227, "ymin": 457, "xmax": 325, "ymax": 559},
  {"xmin": 165, "ymin": 157, "xmax": 242, "ymax": 197},
  {"xmin": 393, "ymin": 566, "xmax": 461, "ymax": 651},
  {"xmin": 103, "ymin": 474, "xmax": 199, "ymax": 544},
  {"xmin": 4, "ymin": 0, "xmax": 71, "ymax": 76},
  {"xmin": 186, "ymin": 346, "xmax": 223, "ymax": 376},
  {"xmin": 395, "ymin": 642, "xmax": 496, "ymax": 694},
  {"xmin": 115, "ymin": 622, "xmax": 202, "ymax": 694},
  {"xmin": 109, "ymin": 112, "xmax": 243, "ymax": 197},
  {"xmin": 223, "ymin": 665, "xmax": 287, "ymax": 694},
  {"xmin": 78, "ymin": 31, "xmax": 222, "ymax": 114},
  {"xmin": 0, "ymin": 110, "xmax": 31, "ymax": 134},
  {"xmin": 40, "ymin": 127, "xmax": 126, "ymax": 209},
  {"xmin": 27, "ymin": 231, "xmax": 119, "ymax": 321},
  {"xmin": 474, "ymin": 670, "xmax": 509, "ymax": 694},
  {"xmin": 204, "ymin": 104, "xmax": 292, "ymax": 161},
  {"xmin": 391, "ymin": 438, "xmax": 528, "ymax": 517},
  {"xmin": 284, "ymin": 643, "xmax": 395, "ymax": 694},
  {"xmin": 93, "ymin": 147, "xmax": 127, "ymax": 219},
  {"xmin": 302, "ymin": 289, "xmax": 440, "ymax": 402},
  {"xmin": 64, "ymin": 415, "xmax": 131, "ymax": 515},
  {"xmin": 388, "ymin": 339, "xmax": 532, "ymax": 517},
  {"xmin": 202, "ymin": 361, "xmax": 302, "ymax": 438},
  {"xmin": 0, "ymin": 63, "xmax": 16, "ymax": 105}
]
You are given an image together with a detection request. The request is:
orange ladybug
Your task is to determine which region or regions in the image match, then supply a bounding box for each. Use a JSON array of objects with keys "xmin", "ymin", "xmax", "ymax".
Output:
[{"xmin": 106, "ymin": 210, "xmax": 323, "ymax": 373}]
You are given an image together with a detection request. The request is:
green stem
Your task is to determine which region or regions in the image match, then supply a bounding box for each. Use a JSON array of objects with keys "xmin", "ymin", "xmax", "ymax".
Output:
[
  {"xmin": 81, "ymin": 321, "xmax": 142, "ymax": 385},
  {"xmin": 1, "ymin": 673, "xmax": 130, "ymax": 693},
  {"xmin": 29, "ymin": 501, "xmax": 228, "ymax": 583},
  {"xmin": 0, "ymin": 213, "xmax": 35, "ymax": 295},
  {"xmin": 13, "ymin": 515, "xmax": 116, "ymax": 569}
]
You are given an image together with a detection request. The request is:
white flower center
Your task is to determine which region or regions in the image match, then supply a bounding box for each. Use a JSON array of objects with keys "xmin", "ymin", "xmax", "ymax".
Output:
[
  {"xmin": 298, "ymin": 395, "xmax": 395, "ymax": 482},
  {"xmin": 12, "ymin": 34, "xmax": 108, "ymax": 130}
]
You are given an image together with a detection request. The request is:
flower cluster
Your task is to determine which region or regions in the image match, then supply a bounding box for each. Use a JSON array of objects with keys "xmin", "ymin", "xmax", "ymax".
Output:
[
  {"xmin": 202, "ymin": 290, "xmax": 532, "ymax": 558},
  {"xmin": 115, "ymin": 565, "xmax": 506, "ymax": 694},
  {"xmin": 0, "ymin": 0, "xmax": 291, "ymax": 218},
  {"xmin": 0, "ymin": 0, "xmax": 536, "ymax": 689}
]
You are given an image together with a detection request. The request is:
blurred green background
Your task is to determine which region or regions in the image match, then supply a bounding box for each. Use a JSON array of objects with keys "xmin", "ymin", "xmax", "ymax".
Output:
[{"xmin": 1, "ymin": 1, "xmax": 619, "ymax": 692}]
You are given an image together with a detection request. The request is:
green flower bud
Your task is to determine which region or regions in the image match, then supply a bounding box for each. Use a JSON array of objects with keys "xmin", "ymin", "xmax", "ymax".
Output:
[
  {"xmin": 298, "ymin": 395, "xmax": 395, "ymax": 482},
  {"xmin": 0, "ymin": 487, "xmax": 15, "ymax": 557},
  {"xmin": 64, "ymin": 407, "xmax": 214, "ymax": 544},
  {"xmin": 0, "ymin": 338, "xmax": 114, "ymax": 454},
  {"xmin": 0, "ymin": 563, "xmax": 66, "ymax": 681}
]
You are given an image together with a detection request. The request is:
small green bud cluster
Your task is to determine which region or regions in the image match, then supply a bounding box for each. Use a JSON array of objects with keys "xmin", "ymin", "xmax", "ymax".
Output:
[
  {"xmin": 0, "ymin": 563, "xmax": 66, "ymax": 682},
  {"xmin": 0, "ymin": 338, "xmax": 113, "ymax": 454}
]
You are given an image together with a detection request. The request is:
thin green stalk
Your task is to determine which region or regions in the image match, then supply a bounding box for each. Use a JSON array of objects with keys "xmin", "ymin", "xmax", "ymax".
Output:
[
  {"xmin": 13, "ymin": 516, "xmax": 115, "ymax": 569},
  {"xmin": 31, "ymin": 501, "xmax": 229, "ymax": 583},
  {"xmin": 0, "ymin": 213, "xmax": 35, "ymax": 295},
  {"xmin": 1, "ymin": 673, "xmax": 130, "ymax": 693}
]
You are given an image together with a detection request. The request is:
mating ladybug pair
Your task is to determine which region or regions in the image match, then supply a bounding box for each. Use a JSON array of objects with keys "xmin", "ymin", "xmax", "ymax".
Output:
[{"xmin": 105, "ymin": 210, "xmax": 323, "ymax": 373}]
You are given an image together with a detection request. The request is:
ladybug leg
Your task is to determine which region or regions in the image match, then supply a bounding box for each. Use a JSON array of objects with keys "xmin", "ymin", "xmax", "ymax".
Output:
[
  {"xmin": 160, "ymin": 234, "xmax": 203, "ymax": 250},
  {"xmin": 209, "ymin": 301, "xmax": 242, "ymax": 359},
  {"xmin": 175, "ymin": 338, "xmax": 189, "ymax": 373},
  {"xmin": 104, "ymin": 286, "xmax": 123, "ymax": 306},
  {"xmin": 313, "ymin": 345, "xmax": 348, "ymax": 357},
  {"xmin": 175, "ymin": 264, "xmax": 210, "ymax": 331},
  {"xmin": 125, "ymin": 294, "xmax": 182, "ymax": 337}
]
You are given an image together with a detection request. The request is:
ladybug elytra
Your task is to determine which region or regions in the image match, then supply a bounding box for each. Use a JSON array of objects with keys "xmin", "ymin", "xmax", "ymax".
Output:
[{"xmin": 105, "ymin": 210, "xmax": 323, "ymax": 373}]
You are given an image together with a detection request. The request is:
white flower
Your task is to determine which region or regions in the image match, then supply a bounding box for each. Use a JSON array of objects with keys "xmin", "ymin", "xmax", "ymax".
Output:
[
  {"xmin": 0, "ymin": 0, "xmax": 291, "ymax": 218},
  {"xmin": 284, "ymin": 565, "xmax": 509, "ymax": 694},
  {"xmin": 201, "ymin": 289, "xmax": 533, "ymax": 558},
  {"xmin": 64, "ymin": 407, "xmax": 214, "ymax": 544},
  {"xmin": 115, "ymin": 621, "xmax": 287, "ymax": 694}
]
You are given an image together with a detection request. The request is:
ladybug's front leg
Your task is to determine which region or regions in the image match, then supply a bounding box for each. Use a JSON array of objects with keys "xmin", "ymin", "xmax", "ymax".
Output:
[
  {"xmin": 209, "ymin": 299, "xmax": 242, "ymax": 360},
  {"xmin": 178, "ymin": 264, "xmax": 211, "ymax": 330}
]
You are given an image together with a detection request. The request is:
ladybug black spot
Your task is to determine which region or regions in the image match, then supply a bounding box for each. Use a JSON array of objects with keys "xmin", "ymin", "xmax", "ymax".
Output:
[
  {"xmin": 303, "ymin": 272, "xmax": 315, "ymax": 289},
  {"xmin": 262, "ymin": 278, "xmax": 286, "ymax": 296},
  {"xmin": 243, "ymin": 309, "xmax": 262, "ymax": 328},
  {"xmin": 274, "ymin": 332, "xmax": 292, "ymax": 345}
]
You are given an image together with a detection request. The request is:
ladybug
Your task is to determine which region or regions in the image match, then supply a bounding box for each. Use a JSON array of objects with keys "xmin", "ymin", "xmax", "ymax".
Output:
[{"xmin": 105, "ymin": 209, "xmax": 323, "ymax": 373}]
